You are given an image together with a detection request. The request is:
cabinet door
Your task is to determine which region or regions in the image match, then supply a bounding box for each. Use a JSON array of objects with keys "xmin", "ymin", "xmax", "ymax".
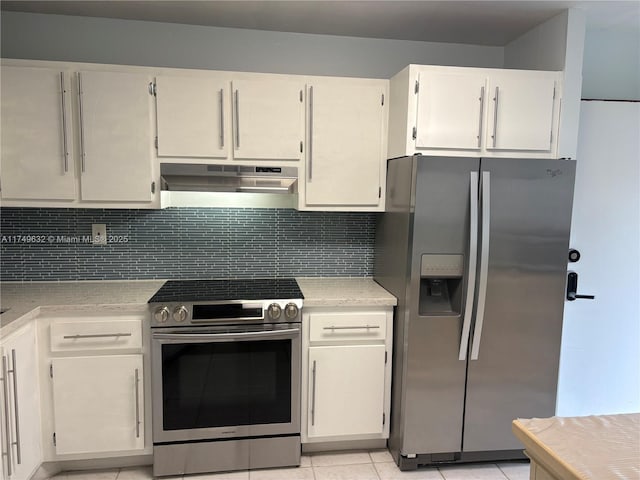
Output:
[
  {"xmin": 231, "ymin": 78, "xmax": 304, "ymax": 161},
  {"xmin": 51, "ymin": 355, "xmax": 144, "ymax": 455},
  {"xmin": 304, "ymin": 80, "xmax": 386, "ymax": 207},
  {"xmin": 155, "ymin": 75, "xmax": 230, "ymax": 158},
  {"xmin": 0, "ymin": 66, "xmax": 75, "ymax": 201},
  {"xmin": 308, "ymin": 345, "xmax": 386, "ymax": 438},
  {"xmin": 0, "ymin": 323, "xmax": 41, "ymax": 480},
  {"xmin": 415, "ymin": 71, "xmax": 486, "ymax": 150},
  {"xmin": 485, "ymin": 74, "xmax": 557, "ymax": 152},
  {"xmin": 78, "ymin": 71, "xmax": 155, "ymax": 202}
]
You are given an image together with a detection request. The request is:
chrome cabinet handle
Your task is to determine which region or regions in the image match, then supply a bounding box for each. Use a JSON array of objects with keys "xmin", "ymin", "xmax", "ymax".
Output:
[
  {"xmin": 63, "ymin": 333, "xmax": 132, "ymax": 339},
  {"xmin": 491, "ymin": 86, "xmax": 499, "ymax": 148},
  {"xmin": 234, "ymin": 89, "xmax": 240, "ymax": 148},
  {"xmin": 322, "ymin": 325, "xmax": 380, "ymax": 331},
  {"xmin": 60, "ymin": 72, "xmax": 69, "ymax": 173},
  {"xmin": 8, "ymin": 350, "xmax": 21, "ymax": 464},
  {"xmin": 311, "ymin": 360, "xmax": 317, "ymax": 426},
  {"xmin": 477, "ymin": 86, "xmax": 485, "ymax": 148},
  {"xmin": 471, "ymin": 171, "xmax": 491, "ymax": 361},
  {"xmin": 1, "ymin": 356, "xmax": 12, "ymax": 477},
  {"xmin": 219, "ymin": 88, "xmax": 225, "ymax": 148},
  {"xmin": 77, "ymin": 72, "xmax": 86, "ymax": 172},
  {"xmin": 459, "ymin": 171, "xmax": 479, "ymax": 361},
  {"xmin": 308, "ymin": 86, "xmax": 314, "ymax": 181},
  {"xmin": 134, "ymin": 368, "xmax": 140, "ymax": 439}
]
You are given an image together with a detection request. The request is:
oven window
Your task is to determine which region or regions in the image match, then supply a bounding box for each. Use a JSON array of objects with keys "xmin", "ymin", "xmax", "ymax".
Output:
[{"xmin": 161, "ymin": 339, "xmax": 292, "ymax": 430}]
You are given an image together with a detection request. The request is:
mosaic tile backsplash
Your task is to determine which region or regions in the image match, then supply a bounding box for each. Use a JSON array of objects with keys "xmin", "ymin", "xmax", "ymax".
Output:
[{"xmin": 0, "ymin": 208, "xmax": 376, "ymax": 281}]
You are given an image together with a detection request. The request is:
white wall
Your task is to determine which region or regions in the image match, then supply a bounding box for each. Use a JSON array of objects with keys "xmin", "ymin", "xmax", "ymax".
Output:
[
  {"xmin": 504, "ymin": 9, "xmax": 586, "ymax": 160},
  {"xmin": 0, "ymin": 11, "xmax": 504, "ymax": 78},
  {"xmin": 582, "ymin": 28, "xmax": 640, "ymax": 100}
]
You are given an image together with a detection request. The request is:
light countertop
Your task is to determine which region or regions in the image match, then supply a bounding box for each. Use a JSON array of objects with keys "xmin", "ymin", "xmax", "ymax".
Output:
[
  {"xmin": 0, "ymin": 280, "xmax": 166, "ymax": 336},
  {"xmin": 295, "ymin": 277, "xmax": 397, "ymax": 307},
  {"xmin": 0, "ymin": 277, "xmax": 396, "ymax": 337}
]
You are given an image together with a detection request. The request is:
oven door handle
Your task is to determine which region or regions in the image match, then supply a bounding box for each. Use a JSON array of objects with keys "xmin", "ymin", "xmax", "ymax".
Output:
[{"xmin": 152, "ymin": 328, "xmax": 300, "ymax": 342}]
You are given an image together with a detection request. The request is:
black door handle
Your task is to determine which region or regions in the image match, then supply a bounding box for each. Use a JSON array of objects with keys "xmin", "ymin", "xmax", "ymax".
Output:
[{"xmin": 566, "ymin": 271, "xmax": 595, "ymax": 301}]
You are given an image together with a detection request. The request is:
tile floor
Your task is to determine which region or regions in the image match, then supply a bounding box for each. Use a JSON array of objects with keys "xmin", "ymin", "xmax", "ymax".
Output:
[{"xmin": 48, "ymin": 450, "xmax": 530, "ymax": 480}]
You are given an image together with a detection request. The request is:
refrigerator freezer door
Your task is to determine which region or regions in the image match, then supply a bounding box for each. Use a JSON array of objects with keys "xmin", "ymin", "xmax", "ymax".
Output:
[
  {"xmin": 462, "ymin": 158, "xmax": 575, "ymax": 453},
  {"xmin": 401, "ymin": 156, "xmax": 480, "ymax": 455}
]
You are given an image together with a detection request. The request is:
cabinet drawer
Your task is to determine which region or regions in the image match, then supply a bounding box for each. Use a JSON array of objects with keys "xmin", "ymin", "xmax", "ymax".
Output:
[
  {"xmin": 50, "ymin": 318, "xmax": 142, "ymax": 352},
  {"xmin": 309, "ymin": 312, "xmax": 386, "ymax": 342}
]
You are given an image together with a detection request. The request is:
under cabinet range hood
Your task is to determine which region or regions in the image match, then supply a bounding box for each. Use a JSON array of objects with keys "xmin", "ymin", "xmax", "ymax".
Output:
[{"xmin": 160, "ymin": 163, "xmax": 298, "ymax": 209}]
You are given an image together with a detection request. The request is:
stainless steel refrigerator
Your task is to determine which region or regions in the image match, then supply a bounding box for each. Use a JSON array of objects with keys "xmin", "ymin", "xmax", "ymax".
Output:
[{"xmin": 375, "ymin": 155, "xmax": 575, "ymax": 469}]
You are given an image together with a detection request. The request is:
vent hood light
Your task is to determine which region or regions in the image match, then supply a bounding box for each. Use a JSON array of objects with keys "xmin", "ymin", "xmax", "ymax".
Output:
[{"xmin": 160, "ymin": 163, "xmax": 298, "ymax": 209}]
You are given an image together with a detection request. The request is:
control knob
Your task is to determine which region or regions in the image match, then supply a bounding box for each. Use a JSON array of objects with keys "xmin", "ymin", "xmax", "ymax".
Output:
[
  {"xmin": 267, "ymin": 303, "xmax": 282, "ymax": 320},
  {"xmin": 173, "ymin": 305, "xmax": 189, "ymax": 323},
  {"xmin": 154, "ymin": 306, "xmax": 170, "ymax": 323},
  {"xmin": 284, "ymin": 302, "xmax": 299, "ymax": 320}
]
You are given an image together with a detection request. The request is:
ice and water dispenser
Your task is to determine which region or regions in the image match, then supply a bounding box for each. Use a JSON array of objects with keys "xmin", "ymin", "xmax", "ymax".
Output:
[{"xmin": 419, "ymin": 254, "xmax": 464, "ymax": 316}]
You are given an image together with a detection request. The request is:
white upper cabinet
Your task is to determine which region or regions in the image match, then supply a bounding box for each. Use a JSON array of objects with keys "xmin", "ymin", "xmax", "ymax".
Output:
[
  {"xmin": 231, "ymin": 78, "xmax": 304, "ymax": 161},
  {"xmin": 155, "ymin": 75, "xmax": 230, "ymax": 159},
  {"xmin": 0, "ymin": 66, "xmax": 76, "ymax": 201},
  {"xmin": 0, "ymin": 63, "xmax": 159, "ymax": 208},
  {"xmin": 485, "ymin": 73, "xmax": 557, "ymax": 152},
  {"xmin": 415, "ymin": 70, "xmax": 487, "ymax": 150},
  {"xmin": 301, "ymin": 78, "xmax": 388, "ymax": 211},
  {"xmin": 78, "ymin": 71, "xmax": 155, "ymax": 203},
  {"xmin": 388, "ymin": 65, "xmax": 563, "ymax": 159},
  {"xmin": 1, "ymin": 59, "xmax": 394, "ymax": 210},
  {"xmin": 154, "ymin": 74, "xmax": 305, "ymax": 163}
]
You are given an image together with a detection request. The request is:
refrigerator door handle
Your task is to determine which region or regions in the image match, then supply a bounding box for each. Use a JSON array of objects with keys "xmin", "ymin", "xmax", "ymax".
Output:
[
  {"xmin": 459, "ymin": 171, "xmax": 479, "ymax": 361},
  {"xmin": 471, "ymin": 171, "xmax": 491, "ymax": 361}
]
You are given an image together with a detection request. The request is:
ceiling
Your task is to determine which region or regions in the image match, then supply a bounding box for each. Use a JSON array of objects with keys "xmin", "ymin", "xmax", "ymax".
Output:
[{"xmin": 1, "ymin": 1, "xmax": 639, "ymax": 46}]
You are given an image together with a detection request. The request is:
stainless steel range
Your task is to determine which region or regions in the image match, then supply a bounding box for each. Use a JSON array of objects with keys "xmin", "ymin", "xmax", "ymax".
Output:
[{"xmin": 148, "ymin": 278, "xmax": 303, "ymax": 477}]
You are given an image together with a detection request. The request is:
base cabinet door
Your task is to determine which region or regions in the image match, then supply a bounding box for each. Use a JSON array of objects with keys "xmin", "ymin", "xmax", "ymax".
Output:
[
  {"xmin": 0, "ymin": 66, "xmax": 76, "ymax": 201},
  {"xmin": 307, "ymin": 345, "xmax": 386, "ymax": 438},
  {"xmin": 0, "ymin": 323, "xmax": 42, "ymax": 480},
  {"xmin": 51, "ymin": 354, "xmax": 144, "ymax": 455}
]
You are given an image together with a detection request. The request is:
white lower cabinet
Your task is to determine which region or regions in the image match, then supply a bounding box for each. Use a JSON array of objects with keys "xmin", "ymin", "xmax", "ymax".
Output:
[
  {"xmin": 302, "ymin": 308, "xmax": 393, "ymax": 444},
  {"xmin": 39, "ymin": 314, "xmax": 149, "ymax": 461},
  {"xmin": 0, "ymin": 322, "xmax": 42, "ymax": 480},
  {"xmin": 51, "ymin": 355, "xmax": 144, "ymax": 455}
]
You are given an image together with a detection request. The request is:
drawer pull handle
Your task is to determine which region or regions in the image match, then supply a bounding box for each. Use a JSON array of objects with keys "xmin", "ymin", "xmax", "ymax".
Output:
[
  {"xmin": 63, "ymin": 333, "xmax": 133, "ymax": 339},
  {"xmin": 323, "ymin": 325, "xmax": 380, "ymax": 331}
]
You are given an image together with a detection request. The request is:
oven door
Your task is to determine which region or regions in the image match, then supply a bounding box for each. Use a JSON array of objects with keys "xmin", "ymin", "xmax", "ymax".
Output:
[{"xmin": 151, "ymin": 323, "xmax": 301, "ymax": 444}]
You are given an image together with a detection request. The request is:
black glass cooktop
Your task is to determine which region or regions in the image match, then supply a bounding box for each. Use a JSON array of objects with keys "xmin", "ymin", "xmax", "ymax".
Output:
[{"xmin": 148, "ymin": 278, "xmax": 303, "ymax": 303}]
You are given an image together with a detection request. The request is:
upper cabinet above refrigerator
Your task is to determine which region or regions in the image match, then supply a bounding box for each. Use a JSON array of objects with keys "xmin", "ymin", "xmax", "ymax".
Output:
[{"xmin": 388, "ymin": 65, "xmax": 563, "ymax": 160}]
